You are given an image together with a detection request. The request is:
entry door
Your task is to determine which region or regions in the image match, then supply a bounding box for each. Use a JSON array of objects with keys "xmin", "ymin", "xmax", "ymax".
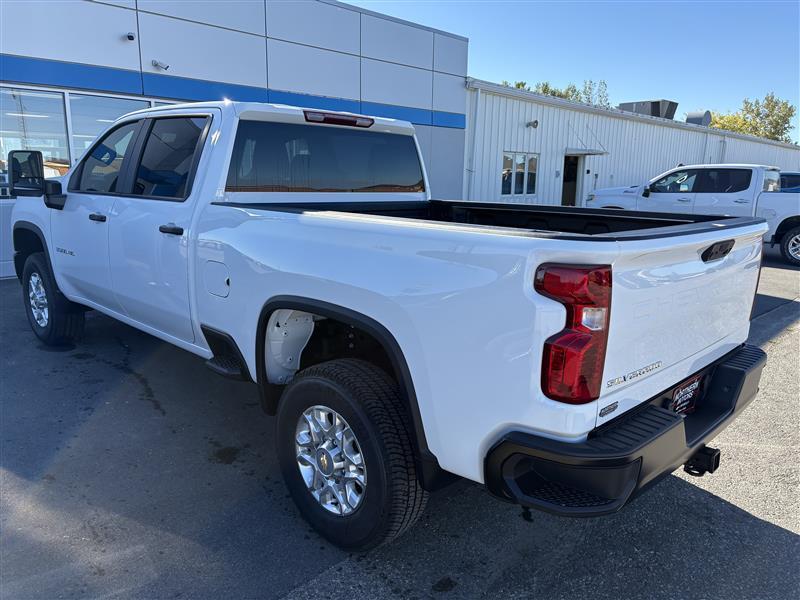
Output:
[
  {"xmin": 693, "ymin": 168, "xmax": 754, "ymax": 216},
  {"xmin": 561, "ymin": 156, "xmax": 580, "ymax": 206},
  {"xmin": 108, "ymin": 115, "xmax": 212, "ymax": 343},
  {"xmin": 637, "ymin": 168, "xmax": 699, "ymax": 213},
  {"xmin": 51, "ymin": 120, "xmax": 142, "ymax": 310}
]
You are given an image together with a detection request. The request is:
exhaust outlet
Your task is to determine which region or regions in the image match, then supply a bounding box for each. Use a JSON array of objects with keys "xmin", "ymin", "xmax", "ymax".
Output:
[{"xmin": 684, "ymin": 446, "xmax": 721, "ymax": 477}]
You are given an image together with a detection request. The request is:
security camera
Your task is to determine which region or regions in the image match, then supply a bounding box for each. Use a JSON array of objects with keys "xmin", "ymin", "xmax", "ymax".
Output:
[
  {"xmin": 125, "ymin": 32, "xmax": 136, "ymax": 41},
  {"xmin": 151, "ymin": 59, "xmax": 170, "ymax": 71}
]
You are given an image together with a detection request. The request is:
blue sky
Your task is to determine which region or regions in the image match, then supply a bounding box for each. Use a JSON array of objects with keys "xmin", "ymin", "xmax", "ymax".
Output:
[{"xmin": 347, "ymin": 0, "xmax": 800, "ymax": 141}]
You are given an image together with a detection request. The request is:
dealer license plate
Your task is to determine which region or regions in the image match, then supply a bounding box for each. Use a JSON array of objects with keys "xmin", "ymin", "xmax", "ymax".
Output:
[{"xmin": 668, "ymin": 374, "xmax": 703, "ymax": 414}]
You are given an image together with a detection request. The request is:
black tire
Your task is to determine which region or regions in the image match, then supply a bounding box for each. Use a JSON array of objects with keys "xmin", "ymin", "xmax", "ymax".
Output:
[
  {"xmin": 779, "ymin": 226, "xmax": 800, "ymax": 267},
  {"xmin": 21, "ymin": 252, "xmax": 84, "ymax": 345},
  {"xmin": 276, "ymin": 359, "xmax": 427, "ymax": 550}
]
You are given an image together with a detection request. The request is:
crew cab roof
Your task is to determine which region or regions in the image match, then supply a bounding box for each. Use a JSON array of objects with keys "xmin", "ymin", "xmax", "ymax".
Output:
[
  {"xmin": 672, "ymin": 163, "xmax": 780, "ymax": 171},
  {"xmin": 120, "ymin": 100, "xmax": 417, "ymax": 135}
]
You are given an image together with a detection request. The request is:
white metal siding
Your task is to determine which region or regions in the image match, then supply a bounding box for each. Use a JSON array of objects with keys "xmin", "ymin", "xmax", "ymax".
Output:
[
  {"xmin": 139, "ymin": 12, "xmax": 268, "ymax": 87},
  {"xmin": 0, "ymin": 0, "xmax": 141, "ymax": 71},
  {"xmin": 138, "ymin": 0, "xmax": 266, "ymax": 36},
  {"xmin": 465, "ymin": 85, "xmax": 800, "ymax": 205},
  {"xmin": 267, "ymin": 39, "xmax": 360, "ymax": 100}
]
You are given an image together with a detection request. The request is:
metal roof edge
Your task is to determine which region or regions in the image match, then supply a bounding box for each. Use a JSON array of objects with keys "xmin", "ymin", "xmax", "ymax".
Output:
[
  {"xmin": 466, "ymin": 78, "xmax": 800, "ymax": 151},
  {"xmin": 328, "ymin": 1, "xmax": 468, "ymax": 41}
]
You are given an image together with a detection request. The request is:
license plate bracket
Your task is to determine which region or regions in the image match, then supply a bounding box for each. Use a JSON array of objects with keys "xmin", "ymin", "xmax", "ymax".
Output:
[{"xmin": 667, "ymin": 374, "xmax": 704, "ymax": 414}]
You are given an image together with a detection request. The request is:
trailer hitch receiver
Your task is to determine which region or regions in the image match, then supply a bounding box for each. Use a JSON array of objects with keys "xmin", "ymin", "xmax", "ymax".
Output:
[{"xmin": 684, "ymin": 445, "xmax": 721, "ymax": 477}]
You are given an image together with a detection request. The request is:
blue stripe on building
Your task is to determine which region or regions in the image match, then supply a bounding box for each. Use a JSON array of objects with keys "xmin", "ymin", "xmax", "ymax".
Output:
[
  {"xmin": 0, "ymin": 54, "xmax": 143, "ymax": 95},
  {"xmin": 360, "ymin": 102, "xmax": 432, "ymax": 126},
  {"xmin": 142, "ymin": 72, "xmax": 267, "ymax": 103},
  {"xmin": 432, "ymin": 111, "xmax": 467, "ymax": 129},
  {"xmin": 268, "ymin": 89, "xmax": 360, "ymax": 114},
  {"xmin": 0, "ymin": 54, "xmax": 466, "ymax": 130}
]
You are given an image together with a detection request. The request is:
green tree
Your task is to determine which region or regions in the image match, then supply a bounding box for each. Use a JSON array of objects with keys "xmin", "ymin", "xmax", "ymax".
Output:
[
  {"xmin": 501, "ymin": 80, "xmax": 531, "ymax": 91},
  {"xmin": 532, "ymin": 80, "xmax": 610, "ymax": 107},
  {"xmin": 711, "ymin": 93, "xmax": 796, "ymax": 143}
]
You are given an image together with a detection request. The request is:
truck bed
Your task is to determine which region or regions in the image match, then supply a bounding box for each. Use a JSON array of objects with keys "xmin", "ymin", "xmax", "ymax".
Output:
[{"xmin": 221, "ymin": 199, "xmax": 764, "ymax": 241}]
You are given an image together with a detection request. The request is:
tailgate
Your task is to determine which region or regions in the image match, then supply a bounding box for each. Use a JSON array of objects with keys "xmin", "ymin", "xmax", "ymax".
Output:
[{"xmin": 597, "ymin": 222, "xmax": 766, "ymax": 425}]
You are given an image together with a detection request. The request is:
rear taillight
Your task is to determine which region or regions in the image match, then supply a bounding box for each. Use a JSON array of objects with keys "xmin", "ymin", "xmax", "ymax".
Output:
[{"xmin": 534, "ymin": 264, "xmax": 612, "ymax": 404}]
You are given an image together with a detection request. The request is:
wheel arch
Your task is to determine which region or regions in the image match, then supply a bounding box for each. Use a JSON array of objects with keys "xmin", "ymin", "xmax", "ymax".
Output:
[
  {"xmin": 774, "ymin": 216, "xmax": 800, "ymax": 243},
  {"xmin": 256, "ymin": 295, "xmax": 452, "ymax": 490},
  {"xmin": 12, "ymin": 221, "xmax": 51, "ymax": 281}
]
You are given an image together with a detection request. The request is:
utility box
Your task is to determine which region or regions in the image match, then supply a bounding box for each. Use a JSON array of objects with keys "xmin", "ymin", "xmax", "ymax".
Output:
[{"xmin": 618, "ymin": 100, "xmax": 678, "ymax": 120}]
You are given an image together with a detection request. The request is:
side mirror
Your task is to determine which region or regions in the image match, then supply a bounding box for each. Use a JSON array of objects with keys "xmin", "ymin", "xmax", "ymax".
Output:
[
  {"xmin": 642, "ymin": 183, "xmax": 653, "ymax": 198},
  {"xmin": 43, "ymin": 179, "xmax": 67, "ymax": 210},
  {"xmin": 9, "ymin": 150, "xmax": 45, "ymax": 197}
]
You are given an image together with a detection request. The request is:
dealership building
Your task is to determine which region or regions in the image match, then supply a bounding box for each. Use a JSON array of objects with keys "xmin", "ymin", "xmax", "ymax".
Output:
[{"xmin": 1, "ymin": 0, "xmax": 799, "ymax": 275}]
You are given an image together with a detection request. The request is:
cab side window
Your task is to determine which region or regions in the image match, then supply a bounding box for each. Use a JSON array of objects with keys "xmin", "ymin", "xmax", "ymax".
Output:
[
  {"xmin": 651, "ymin": 170, "xmax": 698, "ymax": 193},
  {"xmin": 779, "ymin": 173, "xmax": 800, "ymax": 192},
  {"xmin": 696, "ymin": 169, "xmax": 752, "ymax": 193},
  {"xmin": 131, "ymin": 117, "xmax": 208, "ymax": 200},
  {"xmin": 71, "ymin": 121, "xmax": 139, "ymax": 194}
]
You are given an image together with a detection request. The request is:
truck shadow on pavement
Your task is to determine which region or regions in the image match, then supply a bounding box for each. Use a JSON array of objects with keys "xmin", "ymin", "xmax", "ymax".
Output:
[
  {"xmin": 762, "ymin": 246, "xmax": 800, "ymax": 272},
  {"xmin": 1, "ymin": 281, "xmax": 798, "ymax": 600}
]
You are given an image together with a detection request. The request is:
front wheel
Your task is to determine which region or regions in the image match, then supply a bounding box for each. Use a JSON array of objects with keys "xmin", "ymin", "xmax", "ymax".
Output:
[
  {"xmin": 780, "ymin": 226, "xmax": 800, "ymax": 267},
  {"xmin": 22, "ymin": 252, "xmax": 84, "ymax": 345},
  {"xmin": 276, "ymin": 359, "xmax": 427, "ymax": 550}
]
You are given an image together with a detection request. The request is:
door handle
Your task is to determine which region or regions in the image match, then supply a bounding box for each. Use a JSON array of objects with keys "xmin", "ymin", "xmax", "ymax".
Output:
[
  {"xmin": 677, "ymin": 197, "xmax": 692, "ymax": 202},
  {"xmin": 159, "ymin": 223, "xmax": 184, "ymax": 235},
  {"xmin": 89, "ymin": 213, "xmax": 107, "ymax": 222},
  {"xmin": 733, "ymin": 198, "xmax": 749, "ymax": 204}
]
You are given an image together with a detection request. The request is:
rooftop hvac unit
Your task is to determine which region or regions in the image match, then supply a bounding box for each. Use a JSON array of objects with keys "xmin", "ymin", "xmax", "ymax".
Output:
[
  {"xmin": 685, "ymin": 110, "xmax": 712, "ymax": 126},
  {"xmin": 618, "ymin": 100, "xmax": 678, "ymax": 120}
]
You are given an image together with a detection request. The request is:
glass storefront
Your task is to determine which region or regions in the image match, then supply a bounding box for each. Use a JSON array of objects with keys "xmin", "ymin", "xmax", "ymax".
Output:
[
  {"xmin": 0, "ymin": 85, "xmax": 173, "ymax": 197},
  {"xmin": 69, "ymin": 94, "xmax": 149, "ymax": 158},
  {"xmin": 0, "ymin": 88, "xmax": 70, "ymax": 179}
]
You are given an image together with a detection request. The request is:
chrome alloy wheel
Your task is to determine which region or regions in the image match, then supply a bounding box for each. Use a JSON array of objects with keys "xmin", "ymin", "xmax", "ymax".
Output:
[
  {"xmin": 295, "ymin": 405, "xmax": 367, "ymax": 516},
  {"xmin": 789, "ymin": 233, "xmax": 800, "ymax": 261},
  {"xmin": 28, "ymin": 272, "xmax": 49, "ymax": 328}
]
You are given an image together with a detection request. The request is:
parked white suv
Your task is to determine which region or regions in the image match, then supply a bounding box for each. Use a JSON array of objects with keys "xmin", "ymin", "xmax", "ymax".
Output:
[
  {"xmin": 587, "ymin": 164, "xmax": 800, "ymax": 265},
  {"xmin": 9, "ymin": 102, "xmax": 768, "ymax": 549}
]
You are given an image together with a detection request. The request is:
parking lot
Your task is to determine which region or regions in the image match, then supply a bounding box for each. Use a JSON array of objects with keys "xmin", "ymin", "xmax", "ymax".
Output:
[{"xmin": 1, "ymin": 247, "xmax": 797, "ymax": 600}]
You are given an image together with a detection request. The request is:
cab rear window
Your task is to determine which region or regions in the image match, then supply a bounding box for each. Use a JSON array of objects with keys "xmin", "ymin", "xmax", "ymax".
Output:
[{"xmin": 226, "ymin": 120, "xmax": 424, "ymax": 193}]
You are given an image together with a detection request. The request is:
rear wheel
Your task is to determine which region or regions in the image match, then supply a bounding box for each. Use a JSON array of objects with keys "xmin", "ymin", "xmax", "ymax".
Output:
[
  {"xmin": 22, "ymin": 253, "xmax": 84, "ymax": 345},
  {"xmin": 276, "ymin": 359, "xmax": 427, "ymax": 550},
  {"xmin": 780, "ymin": 226, "xmax": 800, "ymax": 267}
]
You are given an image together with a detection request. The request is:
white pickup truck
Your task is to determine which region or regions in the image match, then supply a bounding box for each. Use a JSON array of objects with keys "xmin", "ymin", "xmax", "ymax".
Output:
[
  {"xmin": 9, "ymin": 102, "xmax": 768, "ymax": 550},
  {"xmin": 587, "ymin": 164, "xmax": 800, "ymax": 265}
]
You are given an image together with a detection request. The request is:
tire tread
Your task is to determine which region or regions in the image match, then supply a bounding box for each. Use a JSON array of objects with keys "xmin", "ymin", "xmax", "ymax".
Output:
[
  {"xmin": 294, "ymin": 359, "xmax": 428, "ymax": 548},
  {"xmin": 23, "ymin": 252, "xmax": 84, "ymax": 345},
  {"xmin": 779, "ymin": 225, "xmax": 800, "ymax": 267}
]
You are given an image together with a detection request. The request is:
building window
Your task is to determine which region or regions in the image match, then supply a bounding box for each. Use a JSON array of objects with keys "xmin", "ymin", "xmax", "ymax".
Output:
[
  {"xmin": 501, "ymin": 152, "xmax": 538, "ymax": 196},
  {"xmin": 0, "ymin": 88, "xmax": 70, "ymax": 190},
  {"xmin": 69, "ymin": 94, "xmax": 148, "ymax": 159}
]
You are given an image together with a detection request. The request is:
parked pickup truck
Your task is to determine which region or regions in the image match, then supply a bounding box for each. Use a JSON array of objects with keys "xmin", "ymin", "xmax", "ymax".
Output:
[
  {"xmin": 587, "ymin": 164, "xmax": 800, "ymax": 265},
  {"xmin": 10, "ymin": 102, "xmax": 768, "ymax": 550}
]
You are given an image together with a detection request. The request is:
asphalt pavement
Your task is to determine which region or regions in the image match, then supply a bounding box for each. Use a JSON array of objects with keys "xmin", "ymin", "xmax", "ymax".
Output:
[{"xmin": 1, "ymin": 246, "xmax": 798, "ymax": 600}]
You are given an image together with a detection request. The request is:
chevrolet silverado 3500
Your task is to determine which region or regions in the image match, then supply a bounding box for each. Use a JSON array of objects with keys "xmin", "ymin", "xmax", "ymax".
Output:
[{"xmin": 9, "ymin": 102, "xmax": 768, "ymax": 549}]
